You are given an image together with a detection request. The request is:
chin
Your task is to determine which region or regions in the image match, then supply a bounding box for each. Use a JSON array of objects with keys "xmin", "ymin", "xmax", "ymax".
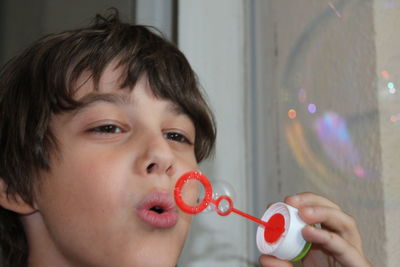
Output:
[
  {"xmin": 121, "ymin": 234, "xmax": 184, "ymax": 267},
  {"xmin": 127, "ymin": 251, "xmax": 179, "ymax": 267}
]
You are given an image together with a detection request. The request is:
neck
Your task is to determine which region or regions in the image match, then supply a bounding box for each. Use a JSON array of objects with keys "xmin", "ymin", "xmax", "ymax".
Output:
[{"xmin": 21, "ymin": 212, "xmax": 72, "ymax": 267}]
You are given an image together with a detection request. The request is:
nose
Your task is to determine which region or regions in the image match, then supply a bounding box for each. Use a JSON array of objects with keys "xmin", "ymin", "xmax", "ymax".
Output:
[{"xmin": 135, "ymin": 132, "xmax": 175, "ymax": 177}]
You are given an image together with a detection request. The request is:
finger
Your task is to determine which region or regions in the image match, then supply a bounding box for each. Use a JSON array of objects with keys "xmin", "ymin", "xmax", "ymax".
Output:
[
  {"xmin": 299, "ymin": 205, "xmax": 362, "ymax": 250},
  {"xmin": 302, "ymin": 226, "xmax": 371, "ymax": 267},
  {"xmin": 259, "ymin": 255, "xmax": 293, "ymax": 267},
  {"xmin": 284, "ymin": 192, "xmax": 341, "ymax": 210}
]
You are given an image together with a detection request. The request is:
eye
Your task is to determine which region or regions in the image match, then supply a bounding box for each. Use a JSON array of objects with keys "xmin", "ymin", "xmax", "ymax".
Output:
[
  {"xmin": 164, "ymin": 132, "xmax": 193, "ymax": 145},
  {"xmin": 88, "ymin": 124, "xmax": 123, "ymax": 134}
]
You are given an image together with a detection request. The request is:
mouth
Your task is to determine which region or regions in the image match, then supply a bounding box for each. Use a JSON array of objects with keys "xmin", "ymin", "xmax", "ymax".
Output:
[{"xmin": 136, "ymin": 191, "xmax": 178, "ymax": 229}]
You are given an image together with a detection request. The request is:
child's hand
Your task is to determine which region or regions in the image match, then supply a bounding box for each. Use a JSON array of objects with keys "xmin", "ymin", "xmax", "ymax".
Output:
[{"xmin": 258, "ymin": 193, "xmax": 371, "ymax": 267}]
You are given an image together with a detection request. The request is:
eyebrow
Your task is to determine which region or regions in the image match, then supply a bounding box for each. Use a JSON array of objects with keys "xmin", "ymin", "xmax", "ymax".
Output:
[
  {"xmin": 71, "ymin": 92, "xmax": 186, "ymax": 117},
  {"xmin": 71, "ymin": 93, "xmax": 131, "ymax": 116}
]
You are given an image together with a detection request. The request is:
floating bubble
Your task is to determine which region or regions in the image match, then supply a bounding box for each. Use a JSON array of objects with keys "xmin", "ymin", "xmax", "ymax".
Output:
[
  {"xmin": 279, "ymin": 0, "xmax": 389, "ymax": 211},
  {"xmin": 206, "ymin": 179, "xmax": 236, "ymax": 213}
]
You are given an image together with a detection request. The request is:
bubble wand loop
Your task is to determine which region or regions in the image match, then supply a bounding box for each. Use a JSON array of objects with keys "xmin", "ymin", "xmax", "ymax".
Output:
[{"xmin": 174, "ymin": 171, "xmax": 312, "ymax": 262}]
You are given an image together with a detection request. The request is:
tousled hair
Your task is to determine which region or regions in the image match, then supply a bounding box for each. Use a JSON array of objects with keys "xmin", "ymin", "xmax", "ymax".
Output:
[{"xmin": 0, "ymin": 9, "xmax": 216, "ymax": 267}]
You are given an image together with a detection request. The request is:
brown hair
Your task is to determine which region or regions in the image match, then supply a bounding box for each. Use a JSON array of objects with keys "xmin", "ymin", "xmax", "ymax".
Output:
[{"xmin": 0, "ymin": 9, "xmax": 216, "ymax": 267}]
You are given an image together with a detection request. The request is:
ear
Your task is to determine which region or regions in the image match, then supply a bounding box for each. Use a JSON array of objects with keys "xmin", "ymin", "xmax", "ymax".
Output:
[{"xmin": 0, "ymin": 179, "xmax": 37, "ymax": 215}]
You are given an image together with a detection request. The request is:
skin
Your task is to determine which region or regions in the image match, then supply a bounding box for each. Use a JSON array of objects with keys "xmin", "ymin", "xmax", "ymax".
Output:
[
  {"xmin": 19, "ymin": 64, "xmax": 198, "ymax": 267},
  {"xmin": 259, "ymin": 193, "xmax": 372, "ymax": 267}
]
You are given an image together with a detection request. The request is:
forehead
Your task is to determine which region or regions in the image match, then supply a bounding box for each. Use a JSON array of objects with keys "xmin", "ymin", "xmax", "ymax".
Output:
[
  {"xmin": 73, "ymin": 62, "xmax": 126, "ymax": 99},
  {"xmin": 71, "ymin": 63, "xmax": 184, "ymax": 115}
]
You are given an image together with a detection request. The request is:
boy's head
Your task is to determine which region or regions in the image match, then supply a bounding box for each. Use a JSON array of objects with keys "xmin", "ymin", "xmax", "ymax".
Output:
[{"xmin": 0, "ymin": 10, "xmax": 215, "ymax": 267}]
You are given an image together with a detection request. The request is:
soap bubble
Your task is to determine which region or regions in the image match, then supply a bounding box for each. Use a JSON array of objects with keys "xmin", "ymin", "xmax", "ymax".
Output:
[
  {"xmin": 205, "ymin": 179, "xmax": 236, "ymax": 213},
  {"xmin": 277, "ymin": 0, "xmax": 400, "ymax": 209}
]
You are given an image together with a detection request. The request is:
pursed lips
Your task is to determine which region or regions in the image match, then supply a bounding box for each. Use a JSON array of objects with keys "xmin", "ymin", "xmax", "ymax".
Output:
[{"xmin": 136, "ymin": 190, "xmax": 178, "ymax": 229}]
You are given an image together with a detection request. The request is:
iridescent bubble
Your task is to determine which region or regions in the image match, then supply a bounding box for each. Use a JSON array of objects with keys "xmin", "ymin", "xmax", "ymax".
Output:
[{"xmin": 280, "ymin": 0, "xmax": 385, "ymax": 211}]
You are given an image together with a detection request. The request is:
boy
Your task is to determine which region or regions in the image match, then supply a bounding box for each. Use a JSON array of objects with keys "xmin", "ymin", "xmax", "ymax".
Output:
[{"xmin": 0, "ymin": 10, "xmax": 370, "ymax": 267}]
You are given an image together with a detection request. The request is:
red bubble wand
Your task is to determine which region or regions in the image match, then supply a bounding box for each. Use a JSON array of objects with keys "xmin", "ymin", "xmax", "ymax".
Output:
[{"xmin": 174, "ymin": 171, "xmax": 285, "ymax": 243}]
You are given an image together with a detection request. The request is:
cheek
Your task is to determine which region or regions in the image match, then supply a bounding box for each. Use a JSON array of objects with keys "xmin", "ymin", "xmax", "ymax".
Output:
[
  {"xmin": 176, "ymin": 149, "xmax": 198, "ymax": 170},
  {"xmin": 36, "ymin": 151, "xmax": 131, "ymax": 223},
  {"xmin": 33, "ymin": 154, "xmax": 139, "ymax": 258}
]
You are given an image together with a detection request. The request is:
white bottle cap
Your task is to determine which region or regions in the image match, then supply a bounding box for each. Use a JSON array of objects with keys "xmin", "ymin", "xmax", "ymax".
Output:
[{"xmin": 256, "ymin": 202, "xmax": 310, "ymax": 261}]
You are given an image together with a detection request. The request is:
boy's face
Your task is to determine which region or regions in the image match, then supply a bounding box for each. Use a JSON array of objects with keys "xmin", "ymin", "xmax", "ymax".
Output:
[{"xmin": 31, "ymin": 64, "xmax": 197, "ymax": 267}]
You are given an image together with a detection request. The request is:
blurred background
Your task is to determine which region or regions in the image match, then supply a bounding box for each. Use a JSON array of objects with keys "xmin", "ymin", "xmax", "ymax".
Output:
[{"xmin": 1, "ymin": 0, "xmax": 399, "ymax": 266}]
